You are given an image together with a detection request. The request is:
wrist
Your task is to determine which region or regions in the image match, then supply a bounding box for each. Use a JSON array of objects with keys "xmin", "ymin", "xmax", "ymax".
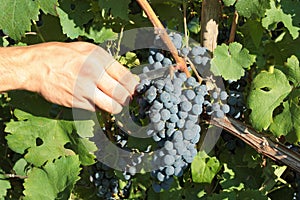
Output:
[{"xmin": 0, "ymin": 46, "xmax": 35, "ymax": 92}]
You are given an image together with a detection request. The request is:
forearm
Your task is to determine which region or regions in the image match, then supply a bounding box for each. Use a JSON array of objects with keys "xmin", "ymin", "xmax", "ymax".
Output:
[{"xmin": 0, "ymin": 46, "xmax": 35, "ymax": 92}]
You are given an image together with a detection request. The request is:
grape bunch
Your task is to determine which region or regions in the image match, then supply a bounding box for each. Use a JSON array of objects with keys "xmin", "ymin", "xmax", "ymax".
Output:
[
  {"xmin": 90, "ymin": 162, "xmax": 119, "ymax": 199},
  {"xmin": 143, "ymin": 49, "xmax": 173, "ymax": 72},
  {"xmin": 136, "ymin": 72, "xmax": 207, "ymax": 192},
  {"xmin": 227, "ymin": 77, "xmax": 247, "ymax": 119},
  {"xmin": 205, "ymin": 89, "xmax": 230, "ymax": 118}
]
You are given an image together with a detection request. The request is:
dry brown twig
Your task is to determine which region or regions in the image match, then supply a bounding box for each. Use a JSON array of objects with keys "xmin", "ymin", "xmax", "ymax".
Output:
[
  {"xmin": 228, "ymin": 10, "xmax": 239, "ymax": 43},
  {"xmin": 136, "ymin": 0, "xmax": 191, "ymax": 77}
]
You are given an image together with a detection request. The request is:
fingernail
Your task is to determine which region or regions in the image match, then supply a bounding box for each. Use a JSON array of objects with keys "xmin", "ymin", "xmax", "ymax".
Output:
[{"xmin": 112, "ymin": 103, "xmax": 123, "ymax": 114}]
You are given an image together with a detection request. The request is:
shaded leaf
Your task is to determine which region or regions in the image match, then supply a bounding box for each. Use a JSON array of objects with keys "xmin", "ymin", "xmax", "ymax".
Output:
[
  {"xmin": 262, "ymin": 1, "xmax": 300, "ymax": 39},
  {"xmin": 98, "ymin": 0, "xmax": 131, "ymax": 20},
  {"xmin": 236, "ymin": 0, "xmax": 270, "ymax": 18},
  {"xmin": 248, "ymin": 68, "xmax": 292, "ymax": 131},
  {"xmin": 23, "ymin": 156, "xmax": 81, "ymax": 200}
]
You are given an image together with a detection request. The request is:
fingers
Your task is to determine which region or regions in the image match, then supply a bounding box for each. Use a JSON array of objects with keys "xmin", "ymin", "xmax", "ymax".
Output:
[
  {"xmin": 96, "ymin": 71, "xmax": 131, "ymax": 106},
  {"xmin": 105, "ymin": 61, "xmax": 140, "ymax": 95},
  {"xmin": 93, "ymin": 47, "xmax": 140, "ymax": 95},
  {"xmin": 94, "ymin": 88, "xmax": 123, "ymax": 114}
]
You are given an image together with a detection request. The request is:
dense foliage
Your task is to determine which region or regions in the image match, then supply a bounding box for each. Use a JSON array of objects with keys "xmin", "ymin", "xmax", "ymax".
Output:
[{"xmin": 0, "ymin": 0, "xmax": 299, "ymax": 199}]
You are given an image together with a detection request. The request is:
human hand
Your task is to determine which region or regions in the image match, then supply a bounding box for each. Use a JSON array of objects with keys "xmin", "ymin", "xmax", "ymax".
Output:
[{"xmin": 24, "ymin": 42, "xmax": 139, "ymax": 114}]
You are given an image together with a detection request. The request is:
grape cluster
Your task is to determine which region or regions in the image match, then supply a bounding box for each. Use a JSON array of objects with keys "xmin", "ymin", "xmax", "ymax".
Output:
[
  {"xmin": 227, "ymin": 78, "xmax": 247, "ymax": 119},
  {"xmin": 144, "ymin": 49, "xmax": 174, "ymax": 72},
  {"xmin": 136, "ymin": 72, "xmax": 207, "ymax": 192},
  {"xmin": 90, "ymin": 162, "xmax": 119, "ymax": 199},
  {"xmin": 205, "ymin": 89, "xmax": 230, "ymax": 118}
]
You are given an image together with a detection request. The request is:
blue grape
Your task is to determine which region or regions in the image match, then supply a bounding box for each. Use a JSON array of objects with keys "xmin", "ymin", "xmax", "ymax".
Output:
[
  {"xmin": 153, "ymin": 62, "xmax": 163, "ymax": 69},
  {"xmin": 186, "ymin": 77, "xmax": 197, "ymax": 87},
  {"xmin": 163, "ymin": 58, "xmax": 172, "ymax": 66},
  {"xmin": 164, "ymin": 155, "xmax": 175, "ymax": 166},
  {"xmin": 145, "ymin": 86, "xmax": 157, "ymax": 103},
  {"xmin": 221, "ymin": 104, "xmax": 230, "ymax": 113},
  {"xmin": 169, "ymin": 114, "xmax": 179, "ymax": 123},
  {"xmin": 181, "ymin": 47, "xmax": 190, "ymax": 56},
  {"xmin": 180, "ymin": 101, "xmax": 192, "ymax": 112},
  {"xmin": 184, "ymin": 89, "xmax": 196, "ymax": 100},
  {"xmin": 154, "ymin": 80, "xmax": 165, "ymax": 90},
  {"xmin": 152, "ymin": 182, "xmax": 162, "ymax": 192},
  {"xmin": 212, "ymin": 91, "xmax": 218, "ymax": 99},
  {"xmin": 149, "ymin": 111, "xmax": 161, "ymax": 123},
  {"xmin": 155, "ymin": 52, "xmax": 164, "ymax": 62},
  {"xmin": 161, "ymin": 109, "xmax": 171, "ymax": 121},
  {"xmin": 173, "ymin": 130, "xmax": 183, "ymax": 141},
  {"xmin": 160, "ymin": 91, "xmax": 171, "ymax": 103},
  {"xmin": 148, "ymin": 55, "xmax": 155, "ymax": 64},
  {"xmin": 215, "ymin": 110, "xmax": 225, "ymax": 118},
  {"xmin": 194, "ymin": 55, "xmax": 202, "ymax": 64},
  {"xmin": 164, "ymin": 141, "xmax": 173, "ymax": 151},
  {"xmin": 220, "ymin": 91, "xmax": 228, "ymax": 100},
  {"xmin": 165, "ymin": 166, "xmax": 175, "ymax": 176},
  {"xmin": 192, "ymin": 104, "xmax": 202, "ymax": 115},
  {"xmin": 153, "ymin": 120, "xmax": 165, "ymax": 131},
  {"xmin": 178, "ymin": 111, "xmax": 188, "ymax": 119},
  {"xmin": 143, "ymin": 66, "xmax": 150, "ymax": 73}
]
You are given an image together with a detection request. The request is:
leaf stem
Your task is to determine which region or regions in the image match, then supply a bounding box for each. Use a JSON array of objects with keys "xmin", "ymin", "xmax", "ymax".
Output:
[
  {"xmin": 32, "ymin": 21, "xmax": 46, "ymax": 43},
  {"xmin": 4, "ymin": 174, "xmax": 28, "ymax": 179},
  {"xmin": 228, "ymin": 10, "xmax": 239, "ymax": 43},
  {"xmin": 183, "ymin": 1, "xmax": 189, "ymax": 48}
]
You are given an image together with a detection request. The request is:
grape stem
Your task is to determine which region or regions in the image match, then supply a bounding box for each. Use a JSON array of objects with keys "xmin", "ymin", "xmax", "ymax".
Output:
[
  {"xmin": 136, "ymin": 0, "xmax": 191, "ymax": 77},
  {"xmin": 228, "ymin": 10, "xmax": 239, "ymax": 43},
  {"xmin": 209, "ymin": 116, "xmax": 300, "ymax": 173},
  {"xmin": 185, "ymin": 57, "xmax": 203, "ymax": 83}
]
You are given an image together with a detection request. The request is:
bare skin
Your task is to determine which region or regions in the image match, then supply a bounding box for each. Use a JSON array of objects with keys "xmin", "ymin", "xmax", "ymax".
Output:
[{"xmin": 0, "ymin": 42, "xmax": 139, "ymax": 114}]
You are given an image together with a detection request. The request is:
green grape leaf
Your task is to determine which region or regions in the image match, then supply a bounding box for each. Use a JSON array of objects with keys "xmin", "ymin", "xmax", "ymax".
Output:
[
  {"xmin": 211, "ymin": 42, "xmax": 256, "ymax": 81},
  {"xmin": 262, "ymin": 1, "xmax": 300, "ymax": 39},
  {"xmin": 13, "ymin": 158, "xmax": 28, "ymax": 177},
  {"xmin": 67, "ymin": 134, "xmax": 97, "ymax": 166},
  {"xmin": 0, "ymin": 169, "xmax": 11, "ymax": 200},
  {"xmin": 37, "ymin": 0, "xmax": 58, "ymax": 15},
  {"xmin": 191, "ymin": 151, "xmax": 221, "ymax": 183},
  {"xmin": 277, "ymin": 55, "xmax": 300, "ymax": 87},
  {"xmin": 223, "ymin": 0, "xmax": 236, "ymax": 7},
  {"xmin": 57, "ymin": 7, "xmax": 85, "ymax": 39},
  {"xmin": 0, "ymin": 0, "xmax": 40, "ymax": 40},
  {"xmin": 248, "ymin": 68, "xmax": 292, "ymax": 131},
  {"xmin": 207, "ymin": 190, "xmax": 267, "ymax": 200},
  {"xmin": 219, "ymin": 163, "xmax": 245, "ymax": 191},
  {"xmin": 85, "ymin": 27, "xmax": 118, "ymax": 44},
  {"xmin": 119, "ymin": 52, "xmax": 141, "ymax": 69},
  {"xmin": 57, "ymin": 0, "xmax": 117, "ymax": 42},
  {"xmin": 23, "ymin": 156, "xmax": 81, "ymax": 200},
  {"xmin": 59, "ymin": 0, "xmax": 94, "ymax": 26},
  {"xmin": 269, "ymin": 101, "xmax": 293, "ymax": 137},
  {"xmin": 235, "ymin": 0, "xmax": 270, "ymax": 18},
  {"xmin": 98, "ymin": 0, "xmax": 131, "ymax": 20},
  {"xmin": 22, "ymin": 14, "xmax": 67, "ymax": 44},
  {"xmin": 5, "ymin": 109, "xmax": 95, "ymax": 166},
  {"xmin": 265, "ymin": 31, "xmax": 300, "ymax": 65},
  {"xmin": 281, "ymin": 0, "xmax": 300, "ymax": 27},
  {"xmin": 188, "ymin": 17, "xmax": 201, "ymax": 34},
  {"xmin": 240, "ymin": 20, "xmax": 264, "ymax": 49}
]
